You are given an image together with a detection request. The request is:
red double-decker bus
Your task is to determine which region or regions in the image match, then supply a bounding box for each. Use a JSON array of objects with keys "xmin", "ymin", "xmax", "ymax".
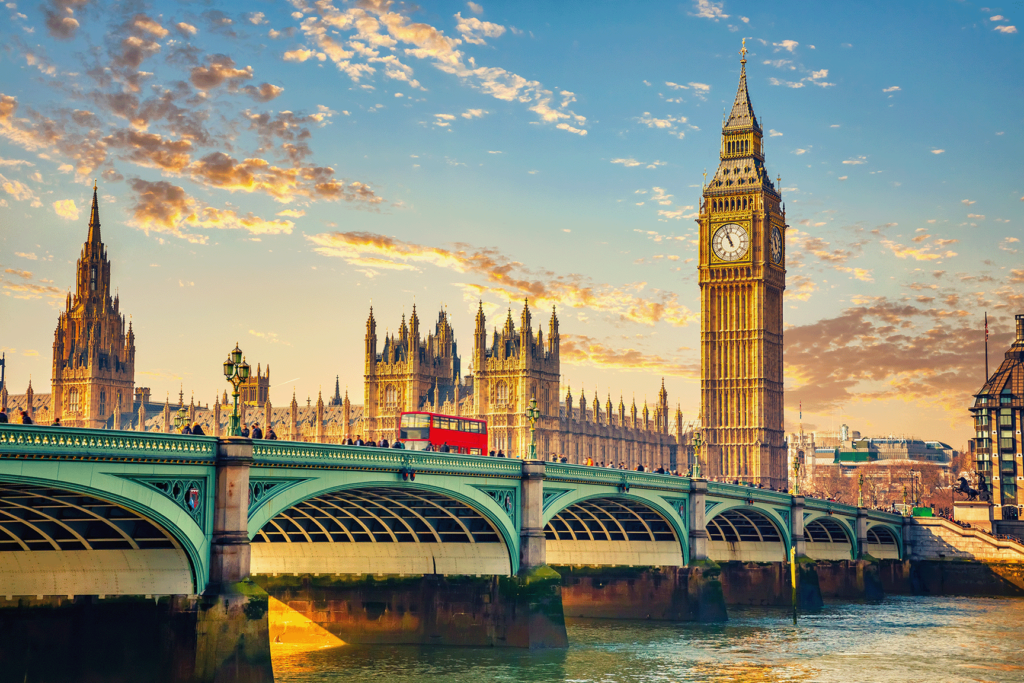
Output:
[{"xmin": 398, "ymin": 412, "xmax": 487, "ymax": 455}]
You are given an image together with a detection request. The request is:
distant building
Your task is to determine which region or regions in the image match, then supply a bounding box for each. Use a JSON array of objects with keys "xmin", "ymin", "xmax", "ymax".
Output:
[
  {"xmin": 50, "ymin": 184, "xmax": 136, "ymax": 428},
  {"xmin": 971, "ymin": 313, "xmax": 1024, "ymax": 521},
  {"xmin": 360, "ymin": 300, "xmax": 683, "ymax": 466},
  {"xmin": 240, "ymin": 363, "xmax": 270, "ymax": 408}
]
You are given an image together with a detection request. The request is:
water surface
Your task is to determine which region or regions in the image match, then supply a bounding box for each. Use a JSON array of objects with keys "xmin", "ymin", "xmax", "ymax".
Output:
[{"xmin": 272, "ymin": 596, "xmax": 1024, "ymax": 683}]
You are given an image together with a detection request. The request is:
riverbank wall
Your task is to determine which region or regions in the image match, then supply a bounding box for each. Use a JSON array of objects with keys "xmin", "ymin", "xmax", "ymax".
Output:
[
  {"xmin": 0, "ymin": 580, "xmax": 272, "ymax": 683},
  {"xmin": 253, "ymin": 566, "xmax": 567, "ymax": 649}
]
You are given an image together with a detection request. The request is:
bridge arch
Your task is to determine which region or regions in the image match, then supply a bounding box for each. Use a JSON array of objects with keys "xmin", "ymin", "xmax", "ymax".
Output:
[
  {"xmin": 865, "ymin": 523, "xmax": 902, "ymax": 559},
  {"xmin": 706, "ymin": 506, "xmax": 789, "ymax": 562},
  {"xmin": 0, "ymin": 476, "xmax": 203, "ymax": 595},
  {"xmin": 802, "ymin": 515, "xmax": 855, "ymax": 560},
  {"xmin": 542, "ymin": 492, "xmax": 687, "ymax": 566},
  {"xmin": 249, "ymin": 481, "xmax": 519, "ymax": 576}
]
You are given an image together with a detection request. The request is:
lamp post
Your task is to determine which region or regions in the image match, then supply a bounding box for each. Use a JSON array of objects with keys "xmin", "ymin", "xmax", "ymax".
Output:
[
  {"xmin": 692, "ymin": 430, "xmax": 703, "ymax": 479},
  {"xmin": 793, "ymin": 459, "xmax": 801, "ymax": 496},
  {"xmin": 525, "ymin": 396, "xmax": 541, "ymax": 460},
  {"xmin": 222, "ymin": 343, "xmax": 250, "ymax": 437},
  {"xmin": 173, "ymin": 403, "xmax": 189, "ymax": 433},
  {"xmin": 858, "ymin": 472, "xmax": 864, "ymax": 508}
]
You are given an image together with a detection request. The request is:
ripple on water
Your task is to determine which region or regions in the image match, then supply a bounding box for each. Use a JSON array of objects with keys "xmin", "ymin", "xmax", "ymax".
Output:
[{"xmin": 271, "ymin": 596, "xmax": 1024, "ymax": 683}]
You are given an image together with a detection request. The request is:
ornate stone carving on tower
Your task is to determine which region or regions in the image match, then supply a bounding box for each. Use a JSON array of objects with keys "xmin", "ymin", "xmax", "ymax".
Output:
[
  {"xmin": 473, "ymin": 300, "xmax": 561, "ymax": 456},
  {"xmin": 240, "ymin": 362, "xmax": 270, "ymax": 407},
  {"xmin": 697, "ymin": 42, "xmax": 787, "ymax": 487},
  {"xmin": 363, "ymin": 305, "xmax": 460, "ymax": 442},
  {"xmin": 51, "ymin": 184, "xmax": 136, "ymax": 428}
]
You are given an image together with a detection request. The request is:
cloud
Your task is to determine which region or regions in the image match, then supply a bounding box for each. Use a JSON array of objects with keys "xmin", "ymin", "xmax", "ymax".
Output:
[
  {"xmin": 293, "ymin": 0, "xmax": 587, "ymax": 134},
  {"xmin": 994, "ymin": 25, "xmax": 1017, "ymax": 33},
  {"xmin": 635, "ymin": 112, "xmax": 687, "ymax": 139},
  {"xmin": 931, "ymin": 149, "xmax": 944, "ymax": 154},
  {"xmin": 881, "ymin": 238, "xmax": 957, "ymax": 261},
  {"xmin": 561, "ymin": 334, "xmax": 698, "ymax": 378},
  {"xmin": 460, "ymin": 108, "xmax": 487, "ymax": 119},
  {"xmin": 769, "ymin": 77, "xmax": 804, "ymax": 89},
  {"xmin": 307, "ymin": 230, "xmax": 698, "ymax": 327},
  {"xmin": 453, "ymin": 12, "xmax": 506, "ymax": 45},
  {"xmin": 835, "ymin": 266, "xmax": 874, "ymax": 282},
  {"xmin": 691, "ymin": 0, "xmax": 728, "ymax": 19},
  {"xmin": 190, "ymin": 54, "xmax": 254, "ymax": 91},
  {"xmin": 52, "ymin": 198, "xmax": 79, "ymax": 220},
  {"xmin": 842, "ymin": 156, "xmax": 868, "ymax": 165},
  {"xmin": 276, "ymin": 209, "xmax": 306, "ymax": 217},
  {"xmin": 467, "ymin": 2, "xmax": 484, "ymax": 14},
  {"xmin": 774, "ymin": 40, "xmax": 799, "ymax": 52},
  {"xmin": 785, "ymin": 274, "xmax": 818, "ymax": 301},
  {"xmin": 611, "ymin": 158, "xmax": 666, "ymax": 169},
  {"xmin": 882, "ymin": 85, "xmax": 901, "ymax": 92},
  {"xmin": 249, "ymin": 329, "xmax": 292, "ymax": 346},
  {"xmin": 769, "ymin": 129, "xmax": 783, "ymax": 136},
  {"xmin": 284, "ymin": 48, "xmax": 315, "ymax": 62},
  {"xmin": 961, "ymin": 199, "xmax": 975, "ymax": 205},
  {"xmin": 176, "ymin": 22, "xmax": 197, "ymax": 36},
  {"xmin": 784, "ymin": 299, "xmax": 996, "ymax": 419},
  {"xmin": 127, "ymin": 178, "xmax": 295, "ymax": 243}
]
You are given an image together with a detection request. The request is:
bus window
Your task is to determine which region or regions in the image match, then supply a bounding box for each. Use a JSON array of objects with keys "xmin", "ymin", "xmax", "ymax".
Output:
[
  {"xmin": 469, "ymin": 448, "xmax": 483, "ymax": 455},
  {"xmin": 434, "ymin": 417, "xmax": 452, "ymax": 431},
  {"xmin": 400, "ymin": 413, "xmax": 430, "ymax": 440},
  {"xmin": 405, "ymin": 441, "xmax": 429, "ymax": 451}
]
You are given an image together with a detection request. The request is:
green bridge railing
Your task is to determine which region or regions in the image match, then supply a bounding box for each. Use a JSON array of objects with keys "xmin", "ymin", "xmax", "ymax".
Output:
[{"xmin": 0, "ymin": 424, "xmax": 217, "ymax": 460}]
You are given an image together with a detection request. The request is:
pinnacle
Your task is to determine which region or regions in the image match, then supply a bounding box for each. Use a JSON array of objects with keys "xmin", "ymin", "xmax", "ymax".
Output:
[{"xmin": 724, "ymin": 47, "xmax": 760, "ymax": 132}]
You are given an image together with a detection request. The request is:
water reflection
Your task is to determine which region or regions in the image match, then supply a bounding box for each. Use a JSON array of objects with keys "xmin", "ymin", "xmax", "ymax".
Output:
[{"xmin": 273, "ymin": 596, "xmax": 1024, "ymax": 683}]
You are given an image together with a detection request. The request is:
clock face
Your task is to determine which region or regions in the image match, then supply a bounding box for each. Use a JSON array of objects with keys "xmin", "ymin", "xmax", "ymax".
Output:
[
  {"xmin": 712, "ymin": 223, "xmax": 749, "ymax": 262},
  {"xmin": 771, "ymin": 226, "xmax": 783, "ymax": 264}
]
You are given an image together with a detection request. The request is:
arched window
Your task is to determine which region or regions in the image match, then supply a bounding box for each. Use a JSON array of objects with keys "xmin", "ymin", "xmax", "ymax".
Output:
[
  {"xmin": 496, "ymin": 381, "xmax": 509, "ymax": 405},
  {"xmin": 67, "ymin": 388, "xmax": 79, "ymax": 414},
  {"xmin": 384, "ymin": 384, "xmax": 398, "ymax": 407}
]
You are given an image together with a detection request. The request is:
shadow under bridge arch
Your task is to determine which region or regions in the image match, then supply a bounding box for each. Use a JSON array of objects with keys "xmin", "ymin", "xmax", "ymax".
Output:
[
  {"xmin": 544, "ymin": 496, "xmax": 684, "ymax": 567},
  {"xmin": 250, "ymin": 485, "xmax": 514, "ymax": 576},
  {"xmin": 0, "ymin": 481, "xmax": 195, "ymax": 597},
  {"xmin": 707, "ymin": 507, "xmax": 788, "ymax": 563}
]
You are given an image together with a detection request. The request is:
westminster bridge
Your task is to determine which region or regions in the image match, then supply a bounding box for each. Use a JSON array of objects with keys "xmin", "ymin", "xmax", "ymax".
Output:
[{"xmin": 4, "ymin": 424, "xmax": 1020, "ymax": 682}]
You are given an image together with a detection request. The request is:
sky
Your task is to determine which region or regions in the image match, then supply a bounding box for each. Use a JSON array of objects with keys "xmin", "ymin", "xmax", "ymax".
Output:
[{"xmin": 0, "ymin": 0, "xmax": 1021, "ymax": 448}]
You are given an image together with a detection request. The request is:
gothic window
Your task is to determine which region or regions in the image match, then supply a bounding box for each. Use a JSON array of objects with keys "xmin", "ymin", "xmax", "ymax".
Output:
[
  {"xmin": 90, "ymin": 266, "xmax": 97, "ymax": 291},
  {"xmin": 67, "ymin": 388, "xmax": 80, "ymax": 414},
  {"xmin": 99, "ymin": 390, "xmax": 106, "ymax": 416},
  {"xmin": 495, "ymin": 381, "xmax": 508, "ymax": 406},
  {"xmin": 384, "ymin": 384, "xmax": 398, "ymax": 408}
]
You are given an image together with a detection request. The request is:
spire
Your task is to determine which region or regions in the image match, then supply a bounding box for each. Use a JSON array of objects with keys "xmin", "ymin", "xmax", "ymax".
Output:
[
  {"xmin": 88, "ymin": 180, "xmax": 101, "ymax": 246},
  {"xmin": 724, "ymin": 39, "xmax": 760, "ymax": 132}
]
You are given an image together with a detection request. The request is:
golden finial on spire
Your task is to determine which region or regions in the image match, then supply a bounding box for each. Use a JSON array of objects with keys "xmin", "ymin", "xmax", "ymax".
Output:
[
  {"xmin": 740, "ymin": 38, "xmax": 747, "ymax": 63},
  {"xmin": 93, "ymin": 179, "xmax": 97, "ymax": 191}
]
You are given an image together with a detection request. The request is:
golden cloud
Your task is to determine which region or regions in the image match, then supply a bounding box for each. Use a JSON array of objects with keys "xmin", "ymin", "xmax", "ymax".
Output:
[{"xmin": 308, "ymin": 230, "xmax": 698, "ymax": 327}]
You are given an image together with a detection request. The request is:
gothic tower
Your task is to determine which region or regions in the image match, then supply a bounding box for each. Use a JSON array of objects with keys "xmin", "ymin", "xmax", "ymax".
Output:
[
  {"xmin": 51, "ymin": 183, "xmax": 136, "ymax": 428},
  {"xmin": 698, "ymin": 42, "xmax": 787, "ymax": 486}
]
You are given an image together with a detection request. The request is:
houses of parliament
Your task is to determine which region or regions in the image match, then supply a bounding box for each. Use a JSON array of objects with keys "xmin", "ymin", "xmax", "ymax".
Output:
[{"xmin": 2, "ymin": 47, "xmax": 788, "ymax": 485}]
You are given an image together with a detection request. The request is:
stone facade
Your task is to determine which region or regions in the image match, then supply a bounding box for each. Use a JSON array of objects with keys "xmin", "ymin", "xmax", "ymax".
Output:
[
  {"xmin": 361, "ymin": 300, "xmax": 685, "ymax": 467},
  {"xmin": 698, "ymin": 45, "xmax": 787, "ymax": 488},
  {"xmin": 50, "ymin": 185, "xmax": 136, "ymax": 428}
]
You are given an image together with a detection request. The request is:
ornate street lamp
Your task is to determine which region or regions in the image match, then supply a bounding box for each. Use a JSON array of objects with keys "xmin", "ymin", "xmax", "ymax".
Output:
[
  {"xmin": 692, "ymin": 430, "xmax": 703, "ymax": 479},
  {"xmin": 222, "ymin": 343, "xmax": 250, "ymax": 437},
  {"xmin": 793, "ymin": 459, "xmax": 801, "ymax": 496},
  {"xmin": 173, "ymin": 402, "xmax": 189, "ymax": 433},
  {"xmin": 525, "ymin": 396, "xmax": 541, "ymax": 460},
  {"xmin": 858, "ymin": 473, "xmax": 864, "ymax": 508}
]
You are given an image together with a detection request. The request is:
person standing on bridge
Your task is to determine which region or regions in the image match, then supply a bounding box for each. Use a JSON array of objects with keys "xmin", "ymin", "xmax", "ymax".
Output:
[
  {"xmin": 440, "ymin": 442, "xmax": 451, "ymax": 453},
  {"xmin": 0, "ymin": 410, "xmax": 7, "ymax": 423},
  {"xmin": 380, "ymin": 437, "xmax": 390, "ymax": 448},
  {"xmin": 391, "ymin": 438, "xmax": 403, "ymax": 449},
  {"xmin": 251, "ymin": 423, "xmax": 263, "ymax": 439},
  {"xmin": 19, "ymin": 410, "xmax": 33, "ymax": 424},
  {"xmin": 266, "ymin": 426, "xmax": 277, "ymax": 440},
  {"xmin": 191, "ymin": 422, "xmax": 205, "ymax": 436},
  {"xmin": 355, "ymin": 435, "xmax": 364, "ymax": 446}
]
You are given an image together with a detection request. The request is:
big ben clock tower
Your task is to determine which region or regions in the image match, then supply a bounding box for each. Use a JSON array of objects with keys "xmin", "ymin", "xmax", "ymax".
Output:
[{"xmin": 698, "ymin": 41, "xmax": 787, "ymax": 487}]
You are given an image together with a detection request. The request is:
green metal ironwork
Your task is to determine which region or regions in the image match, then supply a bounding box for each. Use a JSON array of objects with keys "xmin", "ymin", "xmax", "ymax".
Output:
[
  {"xmin": 0, "ymin": 425, "xmax": 216, "ymax": 460},
  {"xmin": 525, "ymin": 397, "xmax": 541, "ymax": 460}
]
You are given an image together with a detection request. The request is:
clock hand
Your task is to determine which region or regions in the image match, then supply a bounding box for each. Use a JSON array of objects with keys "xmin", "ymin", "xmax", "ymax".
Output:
[{"xmin": 726, "ymin": 234, "xmax": 735, "ymax": 247}]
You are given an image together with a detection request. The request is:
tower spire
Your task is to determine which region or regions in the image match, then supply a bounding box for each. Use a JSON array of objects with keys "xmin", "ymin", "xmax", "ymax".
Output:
[
  {"xmin": 725, "ymin": 39, "xmax": 759, "ymax": 132},
  {"xmin": 88, "ymin": 180, "xmax": 101, "ymax": 247}
]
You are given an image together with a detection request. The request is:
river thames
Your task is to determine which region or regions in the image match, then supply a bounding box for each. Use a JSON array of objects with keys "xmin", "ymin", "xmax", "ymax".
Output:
[{"xmin": 271, "ymin": 596, "xmax": 1024, "ymax": 683}]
